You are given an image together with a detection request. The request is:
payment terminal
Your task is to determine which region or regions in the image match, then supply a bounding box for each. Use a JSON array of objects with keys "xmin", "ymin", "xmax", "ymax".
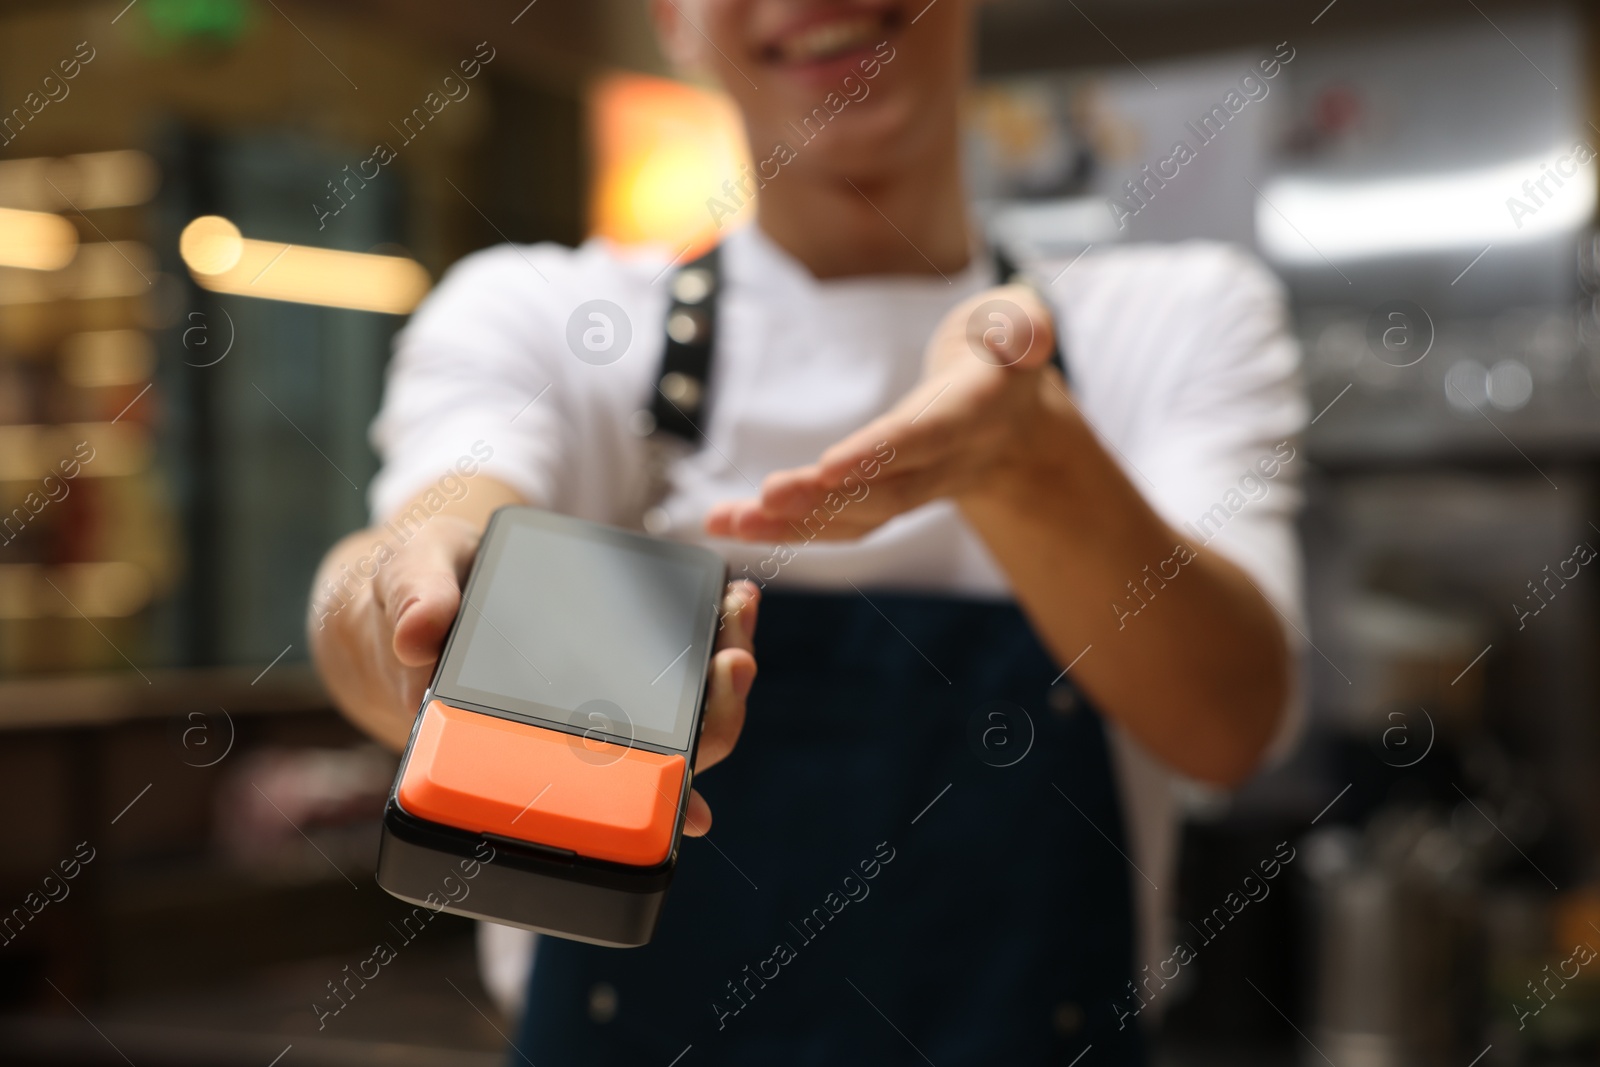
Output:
[{"xmin": 375, "ymin": 506, "xmax": 727, "ymax": 948}]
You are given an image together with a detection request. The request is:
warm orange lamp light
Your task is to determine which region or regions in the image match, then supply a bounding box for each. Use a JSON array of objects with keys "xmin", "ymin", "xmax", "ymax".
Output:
[{"xmin": 588, "ymin": 72, "xmax": 750, "ymax": 255}]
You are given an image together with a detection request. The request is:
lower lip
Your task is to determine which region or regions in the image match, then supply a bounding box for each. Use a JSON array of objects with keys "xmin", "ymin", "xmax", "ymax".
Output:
[{"xmin": 771, "ymin": 37, "xmax": 890, "ymax": 90}]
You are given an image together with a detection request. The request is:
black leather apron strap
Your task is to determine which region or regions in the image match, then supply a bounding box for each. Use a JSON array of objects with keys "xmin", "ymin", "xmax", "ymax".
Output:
[
  {"xmin": 645, "ymin": 245, "xmax": 721, "ymax": 444},
  {"xmin": 993, "ymin": 243, "xmax": 1071, "ymax": 380}
]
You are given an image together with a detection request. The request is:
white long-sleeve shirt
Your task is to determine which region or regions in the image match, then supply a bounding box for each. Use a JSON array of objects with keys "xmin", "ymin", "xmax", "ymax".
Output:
[{"xmin": 370, "ymin": 221, "xmax": 1308, "ymax": 1004}]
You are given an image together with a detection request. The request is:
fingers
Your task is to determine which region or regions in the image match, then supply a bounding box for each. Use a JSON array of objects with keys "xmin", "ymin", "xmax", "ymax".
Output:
[
  {"xmin": 710, "ymin": 468, "xmax": 950, "ymax": 543},
  {"xmin": 373, "ymin": 517, "xmax": 480, "ymax": 668},
  {"xmin": 703, "ymin": 499, "xmax": 740, "ymax": 540},
  {"xmin": 807, "ymin": 396, "xmax": 960, "ymax": 492},
  {"xmin": 715, "ymin": 579, "xmax": 761, "ymax": 653},
  {"xmin": 684, "ymin": 649, "xmax": 752, "ymax": 834},
  {"xmin": 697, "ymin": 644, "xmax": 756, "ymax": 773},
  {"xmin": 683, "ymin": 788, "xmax": 713, "ymax": 836},
  {"xmin": 707, "ymin": 476, "xmax": 884, "ymax": 543},
  {"xmin": 683, "ymin": 581, "xmax": 761, "ymax": 834},
  {"xmin": 761, "ymin": 362, "xmax": 996, "ymax": 514},
  {"xmin": 695, "ymin": 581, "xmax": 758, "ymax": 769},
  {"xmin": 706, "ymin": 416, "xmax": 956, "ymax": 542}
]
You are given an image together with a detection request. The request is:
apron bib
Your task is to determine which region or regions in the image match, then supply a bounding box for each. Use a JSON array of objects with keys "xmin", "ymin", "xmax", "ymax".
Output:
[{"xmin": 514, "ymin": 244, "xmax": 1143, "ymax": 1065}]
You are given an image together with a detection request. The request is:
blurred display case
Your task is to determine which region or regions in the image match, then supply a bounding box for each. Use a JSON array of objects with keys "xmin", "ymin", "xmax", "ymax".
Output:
[
  {"xmin": 153, "ymin": 127, "xmax": 402, "ymax": 668},
  {"xmin": 0, "ymin": 4, "xmax": 585, "ymax": 1062}
]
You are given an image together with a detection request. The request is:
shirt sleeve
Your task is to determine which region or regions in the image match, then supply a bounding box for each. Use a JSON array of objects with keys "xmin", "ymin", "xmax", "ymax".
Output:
[
  {"xmin": 368, "ymin": 245, "xmax": 571, "ymax": 523},
  {"xmin": 1124, "ymin": 245, "xmax": 1310, "ymax": 764}
]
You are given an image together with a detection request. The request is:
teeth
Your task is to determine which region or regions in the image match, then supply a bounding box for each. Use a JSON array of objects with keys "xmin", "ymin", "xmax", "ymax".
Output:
[{"xmin": 780, "ymin": 17, "xmax": 880, "ymax": 62}]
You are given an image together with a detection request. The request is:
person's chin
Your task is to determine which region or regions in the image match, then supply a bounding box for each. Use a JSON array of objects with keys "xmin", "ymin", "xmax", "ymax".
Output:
[{"xmin": 841, "ymin": 108, "xmax": 948, "ymax": 174}]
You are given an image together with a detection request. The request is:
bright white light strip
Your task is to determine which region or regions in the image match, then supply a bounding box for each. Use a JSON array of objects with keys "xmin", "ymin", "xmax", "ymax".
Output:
[
  {"xmin": 180, "ymin": 218, "xmax": 431, "ymax": 315},
  {"xmin": 1257, "ymin": 147, "xmax": 1597, "ymax": 264}
]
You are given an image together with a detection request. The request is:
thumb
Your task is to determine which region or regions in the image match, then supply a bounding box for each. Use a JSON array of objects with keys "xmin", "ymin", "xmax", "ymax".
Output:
[
  {"xmin": 971, "ymin": 284, "xmax": 1057, "ymax": 372},
  {"xmin": 375, "ymin": 518, "xmax": 479, "ymax": 668}
]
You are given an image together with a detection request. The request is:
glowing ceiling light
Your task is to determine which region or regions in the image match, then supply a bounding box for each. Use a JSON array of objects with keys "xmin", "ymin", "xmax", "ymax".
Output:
[
  {"xmin": 180, "ymin": 215, "xmax": 244, "ymax": 274},
  {"xmin": 179, "ymin": 215, "xmax": 431, "ymax": 314},
  {"xmin": 0, "ymin": 207, "xmax": 77, "ymax": 270},
  {"xmin": 1257, "ymin": 147, "xmax": 1598, "ymax": 264}
]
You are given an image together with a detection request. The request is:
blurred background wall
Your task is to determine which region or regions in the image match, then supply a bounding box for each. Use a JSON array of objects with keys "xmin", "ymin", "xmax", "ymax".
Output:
[{"xmin": 1, "ymin": 0, "xmax": 1599, "ymax": 1064}]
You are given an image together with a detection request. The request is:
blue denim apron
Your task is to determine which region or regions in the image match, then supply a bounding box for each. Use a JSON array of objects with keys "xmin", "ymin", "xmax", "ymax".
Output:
[{"xmin": 513, "ymin": 247, "xmax": 1143, "ymax": 1066}]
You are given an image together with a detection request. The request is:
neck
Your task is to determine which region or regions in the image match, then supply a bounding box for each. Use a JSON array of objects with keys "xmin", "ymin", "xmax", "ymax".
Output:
[{"xmin": 753, "ymin": 127, "xmax": 971, "ymax": 281}]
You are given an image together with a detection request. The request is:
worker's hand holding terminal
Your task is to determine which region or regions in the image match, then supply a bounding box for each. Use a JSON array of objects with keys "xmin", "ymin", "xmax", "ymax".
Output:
[{"xmin": 308, "ymin": 485, "xmax": 760, "ymax": 841}]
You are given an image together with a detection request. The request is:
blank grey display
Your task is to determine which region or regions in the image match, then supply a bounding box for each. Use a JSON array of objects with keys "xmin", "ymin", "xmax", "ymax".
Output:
[{"xmin": 451, "ymin": 523, "xmax": 706, "ymax": 749}]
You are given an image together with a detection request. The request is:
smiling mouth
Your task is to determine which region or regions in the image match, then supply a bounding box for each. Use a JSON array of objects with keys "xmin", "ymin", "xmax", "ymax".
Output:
[{"xmin": 763, "ymin": 8, "xmax": 902, "ymax": 66}]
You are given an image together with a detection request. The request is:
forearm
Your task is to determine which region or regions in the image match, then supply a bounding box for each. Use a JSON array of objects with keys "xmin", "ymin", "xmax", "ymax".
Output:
[{"xmin": 959, "ymin": 381, "xmax": 1289, "ymax": 787}]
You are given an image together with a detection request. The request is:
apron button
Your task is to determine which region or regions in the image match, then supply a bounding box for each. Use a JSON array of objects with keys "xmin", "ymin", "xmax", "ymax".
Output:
[
  {"xmin": 588, "ymin": 981, "xmax": 618, "ymax": 1023},
  {"xmin": 671, "ymin": 267, "xmax": 714, "ymax": 305},
  {"xmin": 1052, "ymin": 1001, "xmax": 1083, "ymax": 1035},
  {"xmin": 659, "ymin": 369, "xmax": 703, "ymax": 409},
  {"xmin": 1048, "ymin": 686, "xmax": 1077, "ymax": 715},
  {"xmin": 666, "ymin": 310, "xmax": 707, "ymax": 347}
]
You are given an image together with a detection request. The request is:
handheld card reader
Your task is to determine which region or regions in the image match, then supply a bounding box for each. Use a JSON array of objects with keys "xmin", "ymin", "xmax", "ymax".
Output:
[{"xmin": 376, "ymin": 506, "xmax": 726, "ymax": 948}]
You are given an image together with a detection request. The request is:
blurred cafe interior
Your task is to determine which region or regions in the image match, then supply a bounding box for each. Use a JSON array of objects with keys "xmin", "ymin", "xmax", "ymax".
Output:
[{"xmin": 2, "ymin": 0, "xmax": 1600, "ymax": 1064}]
